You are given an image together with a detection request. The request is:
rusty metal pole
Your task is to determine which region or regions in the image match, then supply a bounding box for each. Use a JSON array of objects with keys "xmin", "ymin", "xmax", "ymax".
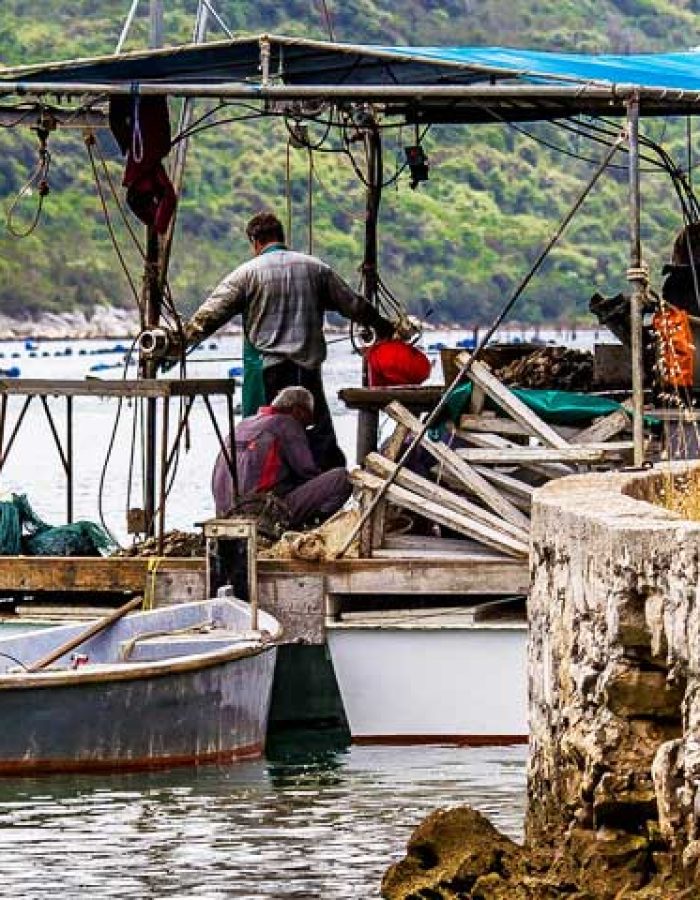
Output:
[
  {"xmin": 627, "ymin": 94, "xmax": 646, "ymax": 467},
  {"xmin": 141, "ymin": 0, "xmax": 165, "ymax": 536}
]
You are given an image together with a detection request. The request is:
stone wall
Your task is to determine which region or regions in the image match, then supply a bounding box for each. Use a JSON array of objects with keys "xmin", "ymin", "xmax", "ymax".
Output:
[{"xmin": 528, "ymin": 461, "xmax": 700, "ymax": 880}]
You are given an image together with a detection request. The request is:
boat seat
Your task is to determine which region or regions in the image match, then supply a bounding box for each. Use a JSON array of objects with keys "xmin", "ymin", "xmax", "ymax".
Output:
[{"xmin": 118, "ymin": 631, "xmax": 258, "ymax": 663}]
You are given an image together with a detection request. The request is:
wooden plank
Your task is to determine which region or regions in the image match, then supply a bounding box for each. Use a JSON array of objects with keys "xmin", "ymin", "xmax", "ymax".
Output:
[
  {"xmin": 378, "ymin": 535, "xmax": 514, "ymax": 562},
  {"xmin": 257, "ymin": 556, "xmax": 529, "ymax": 597},
  {"xmin": 574, "ymin": 404, "xmax": 632, "ymax": 445},
  {"xmin": 0, "ymin": 556, "xmax": 205, "ymax": 594},
  {"xmin": 469, "ymin": 384, "xmax": 486, "ymax": 414},
  {"xmin": 323, "ymin": 560, "xmax": 529, "ymax": 596},
  {"xmin": 459, "ymin": 357, "xmax": 570, "ymax": 449},
  {"xmin": 351, "ymin": 469, "xmax": 528, "ymax": 557},
  {"xmin": 471, "ymin": 466, "xmax": 535, "ymax": 499},
  {"xmin": 0, "ymin": 379, "xmax": 236, "ymax": 398},
  {"xmin": 338, "ymin": 386, "xmax": 443, "ymax": 411},
  {"xmin": 365, "ymin": 452, "xmax": 529, "ymax": 544},
  {"xmin": 453, "ymin": 427, "xmax": 574, "ymax": 479},
  {"xmin": 459, "ymin": 414, "xmax": 531, "ymax": 437},
  {"xmin": 384, "ymin": 402, "xmax": 530, "ymax": 530},
  {"xmin": 431, "ymin": 466, "xmax": 533, "ymax": 512},
  {"xmin": 383, "ymin": 422, "xmax": 409, "ymax": 461},
  {"xmin": 455, "ymin": 444, "xmax": 630, "ymax": 464}
]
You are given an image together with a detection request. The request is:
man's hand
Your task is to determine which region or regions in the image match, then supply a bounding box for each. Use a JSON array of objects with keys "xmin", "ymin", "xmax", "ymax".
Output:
[{"xmin": 393, "ymin": 315, "xmax": 421, "ymax": 343}]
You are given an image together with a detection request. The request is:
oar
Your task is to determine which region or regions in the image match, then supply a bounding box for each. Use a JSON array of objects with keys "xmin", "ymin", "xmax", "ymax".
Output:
[{"xmin": 26, "ymin": 596, "xmax": 143, "ymax": 673}]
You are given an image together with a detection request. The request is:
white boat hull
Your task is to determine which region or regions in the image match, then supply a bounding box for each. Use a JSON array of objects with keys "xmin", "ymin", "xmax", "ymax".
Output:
[{"xmin": 327, "ymin": 622, "xmax": 527, "ymax": 744}]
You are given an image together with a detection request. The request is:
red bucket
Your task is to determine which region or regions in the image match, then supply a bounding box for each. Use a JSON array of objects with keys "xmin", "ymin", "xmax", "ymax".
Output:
[{"xmin": 364, "ymin": 339, "xmax": 431, "ymax": 387}]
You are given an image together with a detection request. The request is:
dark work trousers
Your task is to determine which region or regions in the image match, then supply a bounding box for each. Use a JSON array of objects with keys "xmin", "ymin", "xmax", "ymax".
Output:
[{"xmin": 262, "ymin": 360, "xmax": 347, "ymax": 471}]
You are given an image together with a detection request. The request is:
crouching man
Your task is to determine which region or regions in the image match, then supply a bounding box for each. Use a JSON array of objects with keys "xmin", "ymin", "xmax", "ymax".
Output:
[{"xmin": 212, "ymin": 386, "xmax": 351, "ymax": 530}]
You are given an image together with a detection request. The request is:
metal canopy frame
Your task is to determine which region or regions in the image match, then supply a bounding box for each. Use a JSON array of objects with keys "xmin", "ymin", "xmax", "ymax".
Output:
[
  {"xmin": 0, "ymin": 34, "xmax": 690, "ymax": 482},
  {"xmin": 0, "ymin": 379, "xmax": 238, "ymax": 551},
  {"xmin": 1, "ymin": 35, "xmax": 700, "ymax": 124}
]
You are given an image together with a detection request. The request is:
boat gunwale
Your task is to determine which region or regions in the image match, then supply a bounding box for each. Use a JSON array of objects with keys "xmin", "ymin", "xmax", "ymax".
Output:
[
  {"xmin": 0, "ymin": 611, "xmax": 283, "ymax": 690},
  {"xmin": 0, "ymin": 639, "xmax": 278, "ymax": 690}
]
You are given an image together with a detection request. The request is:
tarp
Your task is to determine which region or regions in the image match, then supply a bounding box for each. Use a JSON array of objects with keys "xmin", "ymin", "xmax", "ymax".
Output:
[
  {"xmin": 3, "ymin": 37, "xmax": 700, "ymax": 123},
  {"xmin": 3, "ymin": 36, "xmax": 700, "ymax": 92},
  {"xmin": 441, "ymin": 383, "xmax": 628, "ymax": 426}
]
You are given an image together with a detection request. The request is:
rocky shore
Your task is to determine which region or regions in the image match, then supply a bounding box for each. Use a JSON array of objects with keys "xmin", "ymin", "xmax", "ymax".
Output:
[
  {"xmin": 383, "ymin": 465, "xmax": 700, "ymax": 900},
  {"xmin": 0, "ymin": 307, "xmax": 143, "ymax": 340}
]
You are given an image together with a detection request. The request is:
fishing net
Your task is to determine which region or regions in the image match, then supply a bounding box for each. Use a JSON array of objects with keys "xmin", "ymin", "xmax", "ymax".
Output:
[{"xmin": 0, "ymin": 493, "xmax": 113, "ymax": 557}]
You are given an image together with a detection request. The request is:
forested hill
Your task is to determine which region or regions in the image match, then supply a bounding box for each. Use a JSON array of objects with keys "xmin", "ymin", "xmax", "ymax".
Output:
[{"xmin": 0, "ymin": 1, "xmax": 699, "ymax": 326}]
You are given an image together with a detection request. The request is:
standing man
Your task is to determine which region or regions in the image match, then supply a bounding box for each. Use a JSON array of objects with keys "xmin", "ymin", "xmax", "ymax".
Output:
[
  {"xmin": 212, "ymin": 387, "xmax": 351, "ymax": 530},
  {"xmin": 181, "ymin": 211, "xmax": 394, "ymax": 469}
]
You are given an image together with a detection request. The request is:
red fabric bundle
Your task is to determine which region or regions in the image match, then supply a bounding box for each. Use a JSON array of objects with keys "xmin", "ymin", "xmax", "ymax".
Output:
[{"xmin": 364, "ymin": 339, "xmax": 431, "ymax": 387}]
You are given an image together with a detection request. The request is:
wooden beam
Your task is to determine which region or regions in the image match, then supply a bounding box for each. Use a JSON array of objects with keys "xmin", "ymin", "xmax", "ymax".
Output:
[
  {"xmin": 351, "ymin": 469, "xmax": 528, "ymax": 557},
  {"xmin": 430, "ymin": 467, "xmax": 533, "ymax": 513},
  {"xmin": 453, "ymin": 427, "xmax": 574, "ymax": 479},
  {"xmin": 382, "ymin": 422, "xmax": 409, "ymax": 461},
  {"xmin": 365, "ymin": 452, "xmax": 529, "ymax": 543},
  {"xmin": 455, "ymin": 443, "xmax": 631, "ymax": 465},
  {"xmin": 458, "ymin": 357, "xmax": 570, "ymax": 449},
  {"xmin": 384, "ymin": 401, "xmax": 530, "ymax": 530},
  {"xmin": 258, "ymin": 556, "xmax": 530, "ymax": 596},
  {"xmin": 574, "ymin": 404, "xmax": 632, "ymax": 444},
  {"xmin": 0, "ymin": 557, "xmax": 204, "ymax": 594},
  {"xmin": 459, "ymin": 414, "xmax": 532, "ymax": 437}
]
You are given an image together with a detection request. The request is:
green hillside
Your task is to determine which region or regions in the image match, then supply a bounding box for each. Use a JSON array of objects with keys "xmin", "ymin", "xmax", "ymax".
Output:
[{"xmin": 0, "ymin": 1, "xmax": 699, "ymax": 325}]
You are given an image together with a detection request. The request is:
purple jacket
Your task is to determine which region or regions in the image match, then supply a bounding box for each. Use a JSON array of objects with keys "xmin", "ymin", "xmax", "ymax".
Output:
[{"xmin": 212, "ymin": 407, "xmax": 319, "ymax": 515}]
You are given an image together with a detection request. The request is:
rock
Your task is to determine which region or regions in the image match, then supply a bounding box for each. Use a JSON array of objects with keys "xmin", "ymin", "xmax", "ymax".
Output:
[
  {"xmin": 603, "ymin": 660, "xmax": 685, "ymax": 719},
  {"xmin": 381, "ymin": 806, "xmax": 524, "ymax": 900}
]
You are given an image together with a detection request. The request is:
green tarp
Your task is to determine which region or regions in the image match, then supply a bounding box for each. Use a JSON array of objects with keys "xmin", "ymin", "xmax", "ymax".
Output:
[{"xmin": 442, "ymin": 384, "xmax": 626, "ymax": 426}]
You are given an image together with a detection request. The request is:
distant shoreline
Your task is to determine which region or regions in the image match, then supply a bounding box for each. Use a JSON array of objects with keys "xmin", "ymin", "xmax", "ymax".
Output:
[{"xmin": 0, "ymin": 308, "xmax": 600, "ymax": 342}]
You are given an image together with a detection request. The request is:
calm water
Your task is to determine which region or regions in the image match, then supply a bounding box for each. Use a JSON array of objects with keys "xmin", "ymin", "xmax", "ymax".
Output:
[
  {"xmin": 0, "ymin": 734, "xmax": 526, "ymax": 899},
  {"xmin": 0, "ymin": 332, "xmax": 544, "ymax": 897}
]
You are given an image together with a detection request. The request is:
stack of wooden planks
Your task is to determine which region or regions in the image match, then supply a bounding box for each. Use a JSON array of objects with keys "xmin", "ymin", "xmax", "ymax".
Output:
[{"xmin": 350, "ymin": 356, "xmax": 634, "ymax": 560}]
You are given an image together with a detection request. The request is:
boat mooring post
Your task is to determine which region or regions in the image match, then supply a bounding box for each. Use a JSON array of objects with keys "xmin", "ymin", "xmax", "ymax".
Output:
[{"xmin": 627, "ymin": 94, "xmax": 646, "ymax": 467}]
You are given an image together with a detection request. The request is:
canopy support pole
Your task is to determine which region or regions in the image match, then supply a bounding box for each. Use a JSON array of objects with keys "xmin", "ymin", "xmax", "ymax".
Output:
[
  {"xmin": 141, "ymin": 0, "xmax": 165, "ymax": 538},
  {"xmin": 626, "ymin": 94, "xmax": 646, "ymax": 467},
  {"xmin": 361, "ymin": 122, "xmax": 382, "ymax": 386}
]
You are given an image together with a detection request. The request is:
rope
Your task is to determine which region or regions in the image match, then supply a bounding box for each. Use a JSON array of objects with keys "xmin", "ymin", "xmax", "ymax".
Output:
[
  {"xmin": 84, "ymin": 132, "xmax": 144, "ymax": 322},
  {"xmin": 143, "ymin": 556, "xmax": 165, "ymax": 611}
]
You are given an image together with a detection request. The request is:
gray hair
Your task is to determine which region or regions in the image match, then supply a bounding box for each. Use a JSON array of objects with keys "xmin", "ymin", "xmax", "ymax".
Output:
[{"xmin": 271, "ymin": 386, "xmax": 314, "ymax": 413}]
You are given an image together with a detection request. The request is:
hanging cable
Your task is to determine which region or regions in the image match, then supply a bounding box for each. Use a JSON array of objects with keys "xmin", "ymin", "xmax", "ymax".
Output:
[
  {"xmin": 84, "ymin": 132, "xmax": 145, "ymax": 325},
  {"xmin": 6, "ymin": 116, "xmax": 54, "ymax": 238}
]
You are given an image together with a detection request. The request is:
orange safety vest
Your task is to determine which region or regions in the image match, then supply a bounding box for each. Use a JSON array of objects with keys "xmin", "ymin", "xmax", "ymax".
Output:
[{"xmin": 653, "ymin": 306, "xmax": 695, "ymax": 388}]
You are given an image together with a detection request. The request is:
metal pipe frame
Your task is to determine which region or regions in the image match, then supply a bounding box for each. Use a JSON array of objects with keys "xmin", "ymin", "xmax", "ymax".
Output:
[
  {"xmin": 626, "ymin": 95, "xmax": 646, "ymax": 468},
  {"xmin": 201, "ymin": 395, "xmax": 237, "ymax": 491},
  {"xmin": 3, "ymin": 81, "xmax": 700, "ymax": 103}
]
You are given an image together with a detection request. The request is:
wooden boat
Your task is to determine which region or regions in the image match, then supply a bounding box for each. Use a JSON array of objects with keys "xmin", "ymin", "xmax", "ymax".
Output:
[
  {"xmin": 326, "ymin": 598, "xmax": 527, "ymax": 745},
  {"xmin": 0, "ymin": 597, "xmax": 281, "ymax": 775}
]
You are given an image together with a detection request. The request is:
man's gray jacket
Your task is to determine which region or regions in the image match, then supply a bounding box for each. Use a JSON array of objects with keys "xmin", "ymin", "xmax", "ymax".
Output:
[{"xmin": 186, "ymin": 246, "xmax": 390, "ymax": 369}]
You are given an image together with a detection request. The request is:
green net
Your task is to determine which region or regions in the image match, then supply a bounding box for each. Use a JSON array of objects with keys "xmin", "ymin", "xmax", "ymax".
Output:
[{"xmin": 0, "ymin": 494, "xmax": 113, "ymax": 557}]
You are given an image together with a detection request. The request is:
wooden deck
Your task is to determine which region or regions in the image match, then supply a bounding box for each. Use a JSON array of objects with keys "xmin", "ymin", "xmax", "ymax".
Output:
[{"xmin": 0, "ymin": 549, "xmax": 529, "ymax": 645}]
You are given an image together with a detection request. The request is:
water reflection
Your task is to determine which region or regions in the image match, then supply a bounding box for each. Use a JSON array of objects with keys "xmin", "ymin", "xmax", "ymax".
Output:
[{"xmin": 0, "ymin": 732, "xmax": 526, "ymax": 899}]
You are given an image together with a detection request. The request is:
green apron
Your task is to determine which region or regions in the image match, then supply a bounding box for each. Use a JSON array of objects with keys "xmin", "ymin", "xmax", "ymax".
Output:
[{"xmin": 242, "ymin": 337, "xmax": 265, "ymax": 417}]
